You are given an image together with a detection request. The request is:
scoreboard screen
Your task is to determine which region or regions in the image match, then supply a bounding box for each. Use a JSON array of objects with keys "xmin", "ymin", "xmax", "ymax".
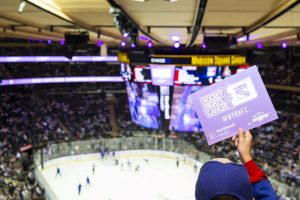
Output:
[
  {"xmin": 133, "ymin": 66, "xmax": 151, "ymax": 83},
  {"xmin": 174, "ymin": 66, "xmax": 219, "ymax": 85},
  {"xmin": 121, "ymin": 63, "xmax": 132, "ymax": 81},
  {"xmin": 170, "ymin": 86, "xmax": 203, "ymax": 132},
  {"xmin": 150, "ymin": 64, "xmax": 175, "ymax": 86},
  {"xmin": 174, "ymin": 66, "xmax": 248, "ymax": 85}
]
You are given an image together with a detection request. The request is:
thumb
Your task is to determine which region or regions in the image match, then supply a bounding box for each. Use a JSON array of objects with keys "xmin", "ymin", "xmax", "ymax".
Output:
[{"xmin": 238, "ymin": 128, "xmax": 244, "ymax": 142}]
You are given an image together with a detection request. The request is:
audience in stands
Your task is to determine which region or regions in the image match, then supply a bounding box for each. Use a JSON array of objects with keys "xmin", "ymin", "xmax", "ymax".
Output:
[
  {"xmin": 0, "ymin": 62, "xmax": 120, "ymax": 79},
  {"xmin": 0, "ymin": 86, "xmax": 112, "ymax": 199},
  {"xmin": 0, "ymin": 44, "xmax": 299, "ymax": 199},
  {"xmin": 191, "ymin": 111, "xmax": 300, "ymax": 198},
  {"xmin": 258, "ymin": 63, "xmax": 300, "ymax": 87},
  {"xmin": 1, "ymin": 84, "xmax": 299, "ymax": 199}
]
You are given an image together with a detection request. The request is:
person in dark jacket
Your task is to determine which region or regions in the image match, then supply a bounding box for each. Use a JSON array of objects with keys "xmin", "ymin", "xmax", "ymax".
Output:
[{"xmin": 195, "ymin": 128, "xmax": 277, "ymax": 200}]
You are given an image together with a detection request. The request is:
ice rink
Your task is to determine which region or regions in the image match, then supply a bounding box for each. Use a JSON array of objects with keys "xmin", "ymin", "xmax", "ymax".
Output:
[{"xmin": 38, "ymin": 150, "xmax": 203, "ymax": 200}]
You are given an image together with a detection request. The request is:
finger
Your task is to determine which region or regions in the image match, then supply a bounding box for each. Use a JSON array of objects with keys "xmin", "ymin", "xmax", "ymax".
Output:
[
  {"xmin": 244, "ymin": 131, "xmax": 252, "ymax": 141},
  {"xmin": 234, "ymin": 137, "xmax": 239, "ymax": 147},
  {"xmin": 238, "ymin": 128, "xmax": 244, "ymax": 142},
  {"xmin": 232, "ymin": 136, "xmax": 236, "ymax": 141}
]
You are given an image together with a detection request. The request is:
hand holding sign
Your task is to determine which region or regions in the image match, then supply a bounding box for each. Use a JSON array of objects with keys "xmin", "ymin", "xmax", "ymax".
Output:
[
  {"xmin": 190, "ymin": 66, "xmax": 278, "ymax": 145},
  {"xmin": 232, "ymin": 128, "xmax": 253, "ymax": 164}
]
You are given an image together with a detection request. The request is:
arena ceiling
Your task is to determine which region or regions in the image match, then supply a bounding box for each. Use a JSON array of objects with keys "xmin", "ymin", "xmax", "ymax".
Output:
[{"xmin": 0, "ymin": 0, "xmax": 300, "ymax": 47}]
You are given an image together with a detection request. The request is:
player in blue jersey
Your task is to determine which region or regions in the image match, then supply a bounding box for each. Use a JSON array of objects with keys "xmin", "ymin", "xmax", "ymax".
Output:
[
  {"xmin": 78, "ymin": 183, "xmax": 82, "ymax": 195},
  {"xmin": 55, "ymin": 167, "xmax": 61, "ymax": 177}
]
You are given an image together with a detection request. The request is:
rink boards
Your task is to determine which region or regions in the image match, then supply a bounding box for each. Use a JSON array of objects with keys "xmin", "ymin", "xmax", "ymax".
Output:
[{"xmin": 35, "ymin": 150, "xmax": 204, "ymax": 200}]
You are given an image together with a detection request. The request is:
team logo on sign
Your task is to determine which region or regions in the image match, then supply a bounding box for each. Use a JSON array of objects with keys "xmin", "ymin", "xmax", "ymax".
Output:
[{"xmin": 234, "ymin": 83, "xmax": 250, "ymax": 99}]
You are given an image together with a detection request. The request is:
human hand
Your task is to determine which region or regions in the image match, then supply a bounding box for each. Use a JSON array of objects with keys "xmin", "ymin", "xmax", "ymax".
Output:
[{"xmin": 232, "ymin": 128, "xmax": 253, "ymax": 164}]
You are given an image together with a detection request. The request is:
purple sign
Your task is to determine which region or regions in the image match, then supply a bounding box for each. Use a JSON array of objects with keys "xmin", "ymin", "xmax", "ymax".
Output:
[
  {"xmin": 150, "ymin": 64, "xmax": 175, "ymax": 86},
  {"xmin": 190, "ymin": 66, "xmax": 278, "ymax": 145}
]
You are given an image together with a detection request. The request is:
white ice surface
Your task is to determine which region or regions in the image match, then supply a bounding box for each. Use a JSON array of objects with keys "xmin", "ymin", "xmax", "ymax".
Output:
[{"xmin": 39, "ymin": 151, "xmax": 202, "ymax": 200}]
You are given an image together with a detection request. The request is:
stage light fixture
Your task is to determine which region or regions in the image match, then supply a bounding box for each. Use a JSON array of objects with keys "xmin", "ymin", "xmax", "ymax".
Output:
[
  {"xmin": 120, "ymin": 41, "xmax": 126, "ymax": 47},
  {"xmin": 18, "ymin": 1, "xmax": 26, "ymax": 13},
  {"xmin": 97, "ymin": 40, "xmax": 103, "ymax": 47},
  {"xmin": 147, "ymin": 41, "xmax": 153, "ymax": 48},
  {"xmin": 237, "ymin": 36, "xmax": 247, "ymax": 42},
  {"xmin": 171, "ymin": 35, "xmax": 180, "ymax": 41},
  {"xmin": 139, "ymin": 36, "xmax": 148, "ymax": 41},
  {"xmin": 123, "ymin": 32, "xmax": 129, "ymax": 38},
  {"xmin": 256, "ymin": 42, "xmax": 263, "ymax": 49},
  {"xmin": 281, "ymin": 42, "xmax": 287, "ymax": 49},
  {"xmin": 201, "ymin": 43, "xmax": 206, "ymax": 49},
  {"xmin": 47, "ymin": 39, "xmax": 52, "ymax": 45},
  {"xmin": 59, "ymin": 39, "xmax": 65, "ymax": 45},
  {"xmin": 173, "ymin": 41, "xmax": 180, "ymax": 48},
  {"xmin": 131, "ymin": 43, "xmax": 136, "ymax": 48}
]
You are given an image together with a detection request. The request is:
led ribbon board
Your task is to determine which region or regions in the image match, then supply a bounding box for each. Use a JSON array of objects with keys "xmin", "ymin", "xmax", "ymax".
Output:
[
  {"xmin": 149, "ymin": 55, "xmax": 247, "ymax": 66},
  {"xmin": 0, "ymin": 76, "xmax": 124, "ymax": 86},
  {"xmin": 0, "ymin": 56, "xmax": 118, "ymax": 63}
]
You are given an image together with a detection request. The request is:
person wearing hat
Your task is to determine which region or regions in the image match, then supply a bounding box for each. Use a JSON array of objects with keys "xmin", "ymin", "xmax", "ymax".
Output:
[{"xmin": 195, "ymin": 128, "xmax": 277, "ymax": 200}]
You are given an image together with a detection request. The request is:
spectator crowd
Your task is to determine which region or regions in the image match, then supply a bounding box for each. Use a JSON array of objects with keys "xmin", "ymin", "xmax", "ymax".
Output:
[
  {"xmin": 0, "ymin": 44, "xmax": 299, "ymax": 199},
  {"xmin": 1, "ymin": 84, "xmax": 299, "ymax": 199},
  {"xmin": 190, "ymin": 111, "xmax": 300, "ymax": 199}
]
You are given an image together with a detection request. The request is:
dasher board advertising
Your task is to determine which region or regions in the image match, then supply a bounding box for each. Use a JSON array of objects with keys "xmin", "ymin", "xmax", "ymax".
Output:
[{"xmin": 190, "ymin": 66, "xmax": 278, "ymax": 145}]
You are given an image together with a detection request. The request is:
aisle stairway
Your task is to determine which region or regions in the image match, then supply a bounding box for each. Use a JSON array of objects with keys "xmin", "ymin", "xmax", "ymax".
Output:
[{"xmin": 107, "ymin": 94, "xmax": 118, "ymax": 137}]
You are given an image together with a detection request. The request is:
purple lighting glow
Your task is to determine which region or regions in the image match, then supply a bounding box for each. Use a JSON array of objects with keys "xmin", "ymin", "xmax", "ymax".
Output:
[
  {"xmin": 47, "ymin": 39, "xmax": 52, "ymax": 45},
  {"xmin": 0, "ymin": 76, "xmax": 124, "ymax": 86},
  {"xmin": 173, "ymin": 41, "xmax": 180, "ymax": 48},
  {"xmin": 139, "ymin": 36, "xmax": 148, "ymax": 41},
  {"xmin": 59, "ymin": 39, "xmax": 65, "ymax": 45},
  {"xmin": 281, "ymin": 42, "xmax": 288, "ymax": 48},
  {"xmin": 0, "ymin": 56, "xmax": 118, "ymax": 63},
  {"xmin": 202, "ymin": 43, "xmax": 206, "ymax": 49},
  {"xmin": 131, "ymin": 43, "xmax": 136, "ymax": 48},
  {"xmin": 96, "ymin": 40, "xmax": 103, "ymax": 47},
  {"xmin": 147, "ymin": 41, "xmax": 153, "ymax": 48},
  {"xmin": 123, "ymin": 33, "xmax": 129, "ymax": 38},
  {"xmin": 256, "ymin": 42, "xmax": 263, "ymax": 49},
  {"xmin": 120, "ymin": 41, "xmax": 126, "ymax": 47}
]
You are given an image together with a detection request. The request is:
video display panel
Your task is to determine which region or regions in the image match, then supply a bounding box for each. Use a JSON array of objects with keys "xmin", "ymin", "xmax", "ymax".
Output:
[
  {"xmin": 133, "ymin": 66, "xmax": 151, "ymax": 83},
  {"xmin": 169, "ymin": 86, "xmax": 203, "ymax": 132},
  {"xmin": 174, "ymin": 66, "xmax": 248, "ymax": 85},
  {"xmin": 150, "ymin": 64, "xmax": 175, "ymax": 86},
  {"xmin": 121, "ymin": 63, "xmax": 132, "ymax": 81},
  {"xmin": 174, "ymin": 66, "xmax": 219, "ymax": 85},
  {"xmin": 126, "ymin": 82, "xmax": 161, "ymax": 129}
]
